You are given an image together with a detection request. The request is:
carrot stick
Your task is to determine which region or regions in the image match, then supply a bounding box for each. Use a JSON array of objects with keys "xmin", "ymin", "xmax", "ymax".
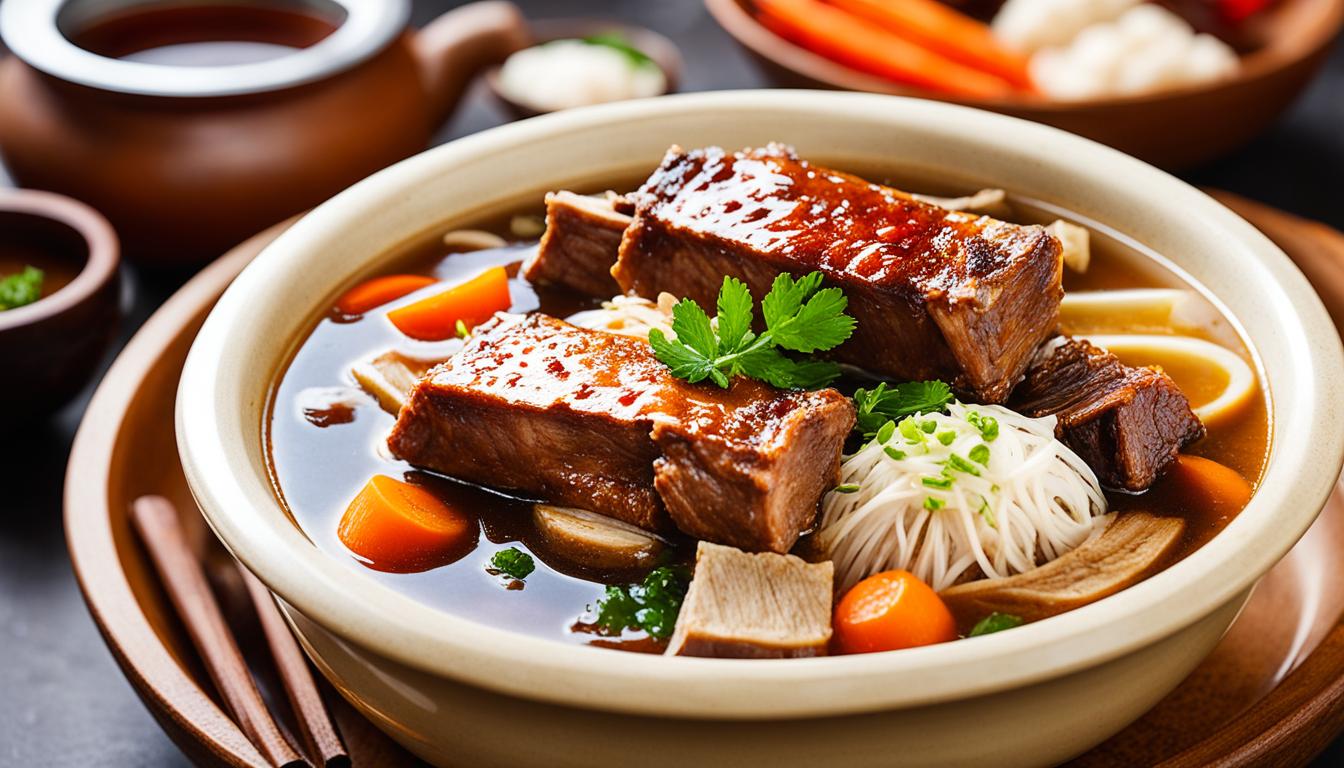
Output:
[
  {"xmin": 338, "ymin": 475, "xmax": 477, "ymax": 573},
  {"xmin": 386, "ymin": 266, "xmax": 511, "ymax": 341},
  {"xmin": 754, "ymin": 0, "xmax": 1015, "ymax": 99},
  {"xmin": 826, "ymin": 0, "xmax": 1034, "ymax": 90},
  {"xmin": 335, "ymin": 274, "xmax": 436, "ymax": 316},
  {"xmin": 1167, "ymin": 454, "xmax": 1253, "ymax": 513}
]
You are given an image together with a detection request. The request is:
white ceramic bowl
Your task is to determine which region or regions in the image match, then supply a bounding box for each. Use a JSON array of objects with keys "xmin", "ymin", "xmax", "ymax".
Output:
[{"xmin": 177, "ymin": 91, "xmax": 1344, "ymax": 767}]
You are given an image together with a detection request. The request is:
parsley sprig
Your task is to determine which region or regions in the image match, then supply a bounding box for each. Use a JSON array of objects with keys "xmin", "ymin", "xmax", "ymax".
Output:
[
  {"xmin": 852, "ymin": 380, "xmax": 955, "ymax": 438},
  {"xmin": 647, "ymin": 272, "xmax": 856, "ymax": 390}
]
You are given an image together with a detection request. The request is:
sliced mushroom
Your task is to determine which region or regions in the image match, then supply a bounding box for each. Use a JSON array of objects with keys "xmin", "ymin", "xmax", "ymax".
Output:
[
  {"xmin": 350, "ymin": 350, "xmax": 438, "ymax": 414},
  {"xmin": 940, "ymin": 511, "xmax": 1184, "ymax": 625},
  {"xmin": 912, "ymin": 188, "xmax": 1011, "ymax": 218},
  {"xmin": 532, "ymin": 504, "xmax": 664, "ymax": 570},
  {"xmin": 1048, "ymin": 219, "xmax": 1092, "ymax": 273}
]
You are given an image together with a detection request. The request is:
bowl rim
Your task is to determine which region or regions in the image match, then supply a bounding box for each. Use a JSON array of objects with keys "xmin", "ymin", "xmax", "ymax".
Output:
[
  {"xmin": 702, "ymin": 0, "xmax": 1344, "ymax": 112},
  {"xmin": 177, "ymin": 90, "xmax": 1344, "ymax": 720},
  {"xmin": 0, "ymin": 188, "xmax": 119, "ymax": 332}
]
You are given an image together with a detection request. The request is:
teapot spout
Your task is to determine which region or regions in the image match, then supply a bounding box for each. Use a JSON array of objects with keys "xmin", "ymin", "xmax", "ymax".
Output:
[{"xmin": 413, "ymin": 1, "xmax": 529, "ymax": 128}]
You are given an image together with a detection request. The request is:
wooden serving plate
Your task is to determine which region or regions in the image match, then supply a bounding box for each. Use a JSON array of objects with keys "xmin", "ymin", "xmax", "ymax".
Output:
[
  {"xmin": 704, "ymin": 0, "xmax": 1344, "ymax": 169},
  {"xmin": 64, "ymin": 196, "xmax": 1344, "ymax": 767}
]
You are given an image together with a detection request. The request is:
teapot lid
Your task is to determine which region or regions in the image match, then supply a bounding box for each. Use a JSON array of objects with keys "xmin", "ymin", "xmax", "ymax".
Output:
[{"xmin": 0, "ymin": 0, "xmax": 409, "ymax": 97}]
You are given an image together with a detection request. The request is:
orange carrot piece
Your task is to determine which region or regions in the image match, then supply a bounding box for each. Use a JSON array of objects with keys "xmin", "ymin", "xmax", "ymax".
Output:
[
  {"xmin": 754, "ymin": 0, "xmax": 1015, "ymax": 99},
  {"xmin": 1167, "ymin": 454, "xmax": 1254, "ymax": 514},
  {"xmin": 335, "ymin": 274, "xmax": 436, "ymax": 316},
  {"xmin": 833, "ymin": 570, "xmax": 957, "ymax": 654},
  {"xmin": 826, "ymin": 0, "xmax": 1034, "ymax": 90},
  {"xmin": 386, "ymin": 266, "xmax": 511, "ymax": 341},
  {"xmin": 338, "ymin": 475, "xmax": 476, "ymax": 573}
]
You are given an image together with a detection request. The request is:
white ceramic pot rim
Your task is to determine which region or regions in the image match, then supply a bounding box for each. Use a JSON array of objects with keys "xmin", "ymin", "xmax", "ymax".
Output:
[{"xmin": 178, "ymin": 90, "xmax": 1344, "ymax": 721}]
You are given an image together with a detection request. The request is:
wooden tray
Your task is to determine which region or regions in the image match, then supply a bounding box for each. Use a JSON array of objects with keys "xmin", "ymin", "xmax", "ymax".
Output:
[{"xmin": 64, "ymin": 195, "xmax": 1344, "ymax": 768}]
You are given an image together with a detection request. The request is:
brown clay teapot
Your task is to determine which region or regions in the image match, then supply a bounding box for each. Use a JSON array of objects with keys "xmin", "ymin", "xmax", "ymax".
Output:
[{"xmin": 0, "ymin": 0, "xmax": 528, "ymax": 266}]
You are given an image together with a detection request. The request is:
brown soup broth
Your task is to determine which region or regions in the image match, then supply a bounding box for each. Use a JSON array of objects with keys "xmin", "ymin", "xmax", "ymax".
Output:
[{"xmin": 267, "ymin": 169, "xmax": 1270, "ymax": 649}]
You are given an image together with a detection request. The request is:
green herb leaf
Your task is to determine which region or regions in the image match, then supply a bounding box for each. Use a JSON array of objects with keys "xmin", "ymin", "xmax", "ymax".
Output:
[
  {"xmin": 852, "ymin": 380, "xmax": 955, "ymax": 438},
  {"xmin": 969, "ymin": 612, "xmax": 1023, "ymax": 637},
  {"xmin": 647, "ymin": 272, "xmax": 853, "ymax": 390},
  {"xmin": 715, "ymin": 276, "xmax": 753, "ymax": 353},
  {"xmin": 592, "ymin": 565, "xmax": 690, "ymax": 639},
  {"xmin": 0, "ymin": 266, "xmax": 44, "ymax": 311},
  {"xmin": 582, "ymin": 33, "xmax": 655, "ymax": 68},
  {"xmin": 489, "ymin": 547, "xmax": 535, "ymax": 580}
]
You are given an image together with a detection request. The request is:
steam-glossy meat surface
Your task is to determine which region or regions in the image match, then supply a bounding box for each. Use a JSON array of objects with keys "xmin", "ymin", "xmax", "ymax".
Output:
[
  {"xmin": 1012, "ymin": 338, "xmax": 1205, "ymax": 491},
  {"xmin": 611, "ymin": 144, "xmax": 1064, "ymax": 402},
  {"xmin": 387, "ymin": 313, "xmax": 856, "ymax": 552}
]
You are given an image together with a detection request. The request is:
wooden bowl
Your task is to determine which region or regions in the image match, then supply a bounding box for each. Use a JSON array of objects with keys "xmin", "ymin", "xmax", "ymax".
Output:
[
  {"xmin": 483, "ymin": 19, "xmax": 683, "ymax": 120},
  {"xmin": 62, "ymin": 198, "xmax": 1344, "ymax": 767},
  {"xmin": 705, "ymin": 0, "xmax": 1344, "ymax": 168},
  {"xmin": 0, "ymin": 188, "xmax": 120, "ymax": 418}
]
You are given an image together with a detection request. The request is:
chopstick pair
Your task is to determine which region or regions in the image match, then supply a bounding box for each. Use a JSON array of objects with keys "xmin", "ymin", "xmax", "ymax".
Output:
[{"xmin": 131, "ymin": 495, "xmax": 349, "ymax": 768}]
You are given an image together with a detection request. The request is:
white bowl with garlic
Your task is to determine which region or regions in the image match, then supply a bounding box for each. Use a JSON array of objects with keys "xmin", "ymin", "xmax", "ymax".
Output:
[{"xmin": 486, "ymin": 21, "xmax": 682, "ymax": 118}]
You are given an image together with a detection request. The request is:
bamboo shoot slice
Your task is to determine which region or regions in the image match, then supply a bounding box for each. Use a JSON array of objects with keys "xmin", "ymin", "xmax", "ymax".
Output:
[
  {"xmin": 351, "ymin": 351, "xmax": 438, "ymax": 414},
  {"xmin": 940, "ymin": 511, "xmax": 1184, "ymax": 626}
]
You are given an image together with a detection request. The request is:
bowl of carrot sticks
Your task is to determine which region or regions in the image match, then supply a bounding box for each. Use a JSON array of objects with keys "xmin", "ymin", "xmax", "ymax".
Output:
[{"xmin": 705, "ymin": 0, "xmax": 1344, "ymax": 168}]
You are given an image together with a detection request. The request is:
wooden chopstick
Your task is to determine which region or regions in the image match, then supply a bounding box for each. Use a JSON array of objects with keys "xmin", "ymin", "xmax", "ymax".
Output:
[
  {"xmin": 239, "ymin": 563, "xmax": 350, "ymax": 768},
  {"xmin": 131, "ymin": 496, "xmax": 310, "ymax": 768}
]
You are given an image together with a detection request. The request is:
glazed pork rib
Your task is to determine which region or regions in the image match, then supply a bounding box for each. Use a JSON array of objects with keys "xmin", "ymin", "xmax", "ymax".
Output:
[
  {"xmin": 608, "ymin": 145, "xmax": 1064, "ymax": 403},
  {"xmin": 1011, "ymin": 338, "xmax": 1205, "ymax": 492},
  {"xmin": 387, "ymin": 313, "xmax": 856, "ymax": 553},
  {"xmin": 521, "ymin": 191, "xmax": 630, "ymax": 297}
]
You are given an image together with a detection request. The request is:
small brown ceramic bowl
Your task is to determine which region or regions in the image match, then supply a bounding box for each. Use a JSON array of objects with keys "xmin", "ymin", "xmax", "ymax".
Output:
[
  {"xmin": 705, "ymin": 0, "xmax": 1344, "ymax": 169},
  {"xmin": 0, "ymin": 189, "xmax": 120, "ymax": 418},
  {"xmin": 483, "ymin": 19, "xmax": 683, "ymax": 120}
]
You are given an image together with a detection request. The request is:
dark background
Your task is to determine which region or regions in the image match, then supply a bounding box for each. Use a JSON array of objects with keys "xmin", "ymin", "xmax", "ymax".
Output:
[{"xmin": 1, "ymin": 0, "xmax": 1341, "ymax": 765}]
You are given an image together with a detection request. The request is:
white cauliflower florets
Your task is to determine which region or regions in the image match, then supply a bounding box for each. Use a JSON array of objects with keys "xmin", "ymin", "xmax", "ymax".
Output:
[
  {"xmin": 1026, "ymin": 5, "xmax": 1239, "ymax": 100},
  {"xmin": 993, "ymin": 0, "xmax": 1141, "ymax": 54}
]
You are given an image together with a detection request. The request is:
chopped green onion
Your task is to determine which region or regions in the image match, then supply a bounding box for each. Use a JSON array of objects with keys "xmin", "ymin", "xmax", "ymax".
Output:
[
  {"xmin": 455, "ymin": 319, "xmax": 470, "ymax": 339},
  {"xmin": 967, "ymin": 411, "xmax": 999, "ymax": 442},
  {"xmin": 875, "ymin": 420, "xmax": 896, "ymax": 445},
  {"xmin": 969, "ymin": 444, "xmax": 991, "ymax": 465},
  {"xmin": 884, "ymin": 446, "xmax": 906, "ymax": 461},
  {"xmin": 920, "ymin": 419, "xmax": 937, "ymax": 434},
  {"xmin": 946, "ymin": 453, "xmax": 981, "ymax": 476},
  {"xmin": 923, "ymin": 496, "xmax": 946, "ymax": 511},
  {"xmin": 834, "ymin": 483, "xmax": 861, "ymax": 494},
  {"xmin": 936, "ymin": 429, "xmax": 956, "ymax": 446},
  {"xmin": 899, "ymin": 417, "xmax": 924, "ymax": 443},
  {"xmin": 922, "ymin": 475, "xmax": 953, "ymax": 490}
]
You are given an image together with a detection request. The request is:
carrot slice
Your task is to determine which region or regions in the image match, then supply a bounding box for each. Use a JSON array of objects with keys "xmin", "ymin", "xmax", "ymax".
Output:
[
  {"xmin": 387, "ymin": 266, "xmax": 512, "ymax": 341},
  {"xmin": 754, "ymin": 0, "xmax": 1015, "ymax": 99},
  {"xmin": 833, "ymin": 569, "xmax": 957, "ymax": 654},
  {"xmin": 1166, "ymin": 454, "xmax": 1254, "ymax": 515},
  {"xmin": 335, "ymin": 274, "xmax": 436, "ymax": 316},
  {"xmin": 826, "ymin": 0, "xmax": 1034, "ymax": 90},
  {"xmin": 338, "ymin": 475, "xmax": 477, "ymax": 573}
]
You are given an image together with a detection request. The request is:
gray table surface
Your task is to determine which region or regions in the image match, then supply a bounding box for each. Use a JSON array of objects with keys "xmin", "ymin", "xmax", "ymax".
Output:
[{"xmin": 2, "ymin": 0, "xmax": 1342, "ymax": 765}]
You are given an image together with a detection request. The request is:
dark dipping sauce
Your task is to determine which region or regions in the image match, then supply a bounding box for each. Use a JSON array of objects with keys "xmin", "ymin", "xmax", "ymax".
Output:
[
  {"xmin": 73, "ymin": 5, "xmax": 337, "ymax": 67},
  {"xmin": 267, "ymin": 168, "xmax": 1271, "ymax": 653}
]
